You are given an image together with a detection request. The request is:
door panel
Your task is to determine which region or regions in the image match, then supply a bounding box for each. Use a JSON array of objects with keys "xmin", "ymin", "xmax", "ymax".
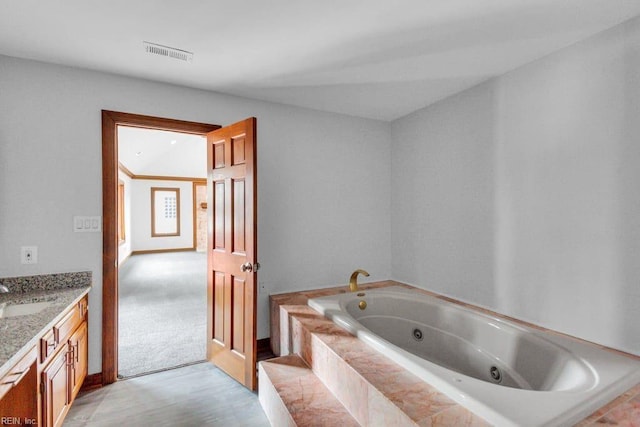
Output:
[
  {"xmin": 214, "ymin": 182, "xmax": 226, "ymax": 249},
  {"xmin": 214, "ymin": 142, "xmax": 225, "ymax": 169},
  {"xmin": 232, "ymin": 135, "xmax": 246, "ymax": 165},
  {"xmin": 69, "ymin": 321, "xmax": 88, "ymax": 401},
  {"xmin": 233, "ymin": 179, "xmax": 246, "ymax": 253},
  {"xmin": 206, "ymin": 117, "xmax": 257, "ymax": 390},
  {"xmin": 213, "ymin": 272, "xmax": 225, "ymax": 343},
  {"xmin": 42, "ymin": 343, "xmax": 70, "ymax": 427},
  {"xmin": 232, "ymin": 278, "xmax": 246, "ymax": 353}
]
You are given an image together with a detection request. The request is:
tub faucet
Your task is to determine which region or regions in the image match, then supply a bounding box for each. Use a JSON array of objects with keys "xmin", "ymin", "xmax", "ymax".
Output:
[
  {"xmin": 349, "ymin": 269, "xmax": 370, "ymax": 292},
  {"xmin": 0, "ymin": 285, "xmax": 8, "ymax": 293}
]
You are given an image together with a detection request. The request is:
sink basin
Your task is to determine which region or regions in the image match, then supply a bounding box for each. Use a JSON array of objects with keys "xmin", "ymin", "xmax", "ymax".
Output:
[{"xmin": 0, "ymin": 301, "xmax": 54, "ymax": 318}]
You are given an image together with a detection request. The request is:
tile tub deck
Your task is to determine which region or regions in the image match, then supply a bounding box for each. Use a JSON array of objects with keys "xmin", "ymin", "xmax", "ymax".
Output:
[{"xmin": 269, "ymin": 280, "xmax": 640, "ymax": 426}]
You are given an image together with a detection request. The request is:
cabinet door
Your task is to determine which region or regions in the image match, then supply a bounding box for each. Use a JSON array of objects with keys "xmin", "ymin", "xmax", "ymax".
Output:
[
  {"xmin": 68, "ymin": 321, "xmax": 87, "ymax": 401},
  {"xmin": 42, "ymin": 343, "xmax": 70, "ymax": 427}
]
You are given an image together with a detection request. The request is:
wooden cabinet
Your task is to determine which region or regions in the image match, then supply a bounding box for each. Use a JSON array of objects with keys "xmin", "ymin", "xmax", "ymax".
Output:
[
  {"xmin": 0, "ymin": 346, "xmax": 38, "ymax": 426},
  {"xmin": 68, "ymin": 321, "xmax": 88, "ymax": 401},
  {"xmin": 0, "ymin": 295, "xmax": 88, "ymax": 427},
  {"xmin": 41, "ymin": 343, "xmax": 70, "ymax": 427},
  {"xmin": 40, "ymin": 295, "xmax": 88, "ymax": 427}
]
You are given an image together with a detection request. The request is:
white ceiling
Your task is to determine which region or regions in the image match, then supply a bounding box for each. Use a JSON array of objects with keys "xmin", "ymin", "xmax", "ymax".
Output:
[
  {"xmin": 1, "ymin": 1, "xmax": 640, "ymax": 121},
  {"xmin": 118, "ymin": 127, "xmax": 206, "ymax": 178}
]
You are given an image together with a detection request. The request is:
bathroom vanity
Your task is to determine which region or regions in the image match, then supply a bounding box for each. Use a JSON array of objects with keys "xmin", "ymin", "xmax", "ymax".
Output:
[{"xmin": 0, "ymin": 273, "xmax": 91, "ymax": 427}]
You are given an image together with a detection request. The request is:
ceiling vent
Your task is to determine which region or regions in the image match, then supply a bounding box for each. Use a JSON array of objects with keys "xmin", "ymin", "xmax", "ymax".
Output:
[{"xmin": 143, "ymin": 41, "xmax": 193, "ymax": 63}]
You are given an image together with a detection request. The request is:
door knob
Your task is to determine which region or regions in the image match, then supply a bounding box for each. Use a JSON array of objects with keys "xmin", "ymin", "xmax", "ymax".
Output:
[{"xmin": 241, "ymin": 262, "xmax": 260, "ymax": 273}]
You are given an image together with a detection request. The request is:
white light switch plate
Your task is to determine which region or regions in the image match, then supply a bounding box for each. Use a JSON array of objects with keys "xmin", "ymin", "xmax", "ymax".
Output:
[{"xmin": 74, "ymin": 216, "xmax": 102, "ymax": 232}]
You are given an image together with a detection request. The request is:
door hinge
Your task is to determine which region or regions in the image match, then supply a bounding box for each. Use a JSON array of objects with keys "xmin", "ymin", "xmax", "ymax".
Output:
[{"xmin": 40, "ymin": 381, "xmax": 45, "ymax": 395}]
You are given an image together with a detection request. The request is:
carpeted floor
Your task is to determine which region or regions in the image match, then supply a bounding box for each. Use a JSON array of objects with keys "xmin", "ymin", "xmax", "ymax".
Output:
[{"xmin": 118, "ymin": 251, "xmax": 207, "ymax": 378}]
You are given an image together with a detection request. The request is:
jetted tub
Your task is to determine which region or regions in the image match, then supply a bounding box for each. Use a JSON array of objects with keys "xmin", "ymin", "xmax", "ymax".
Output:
[{"xmin": 308, "ymin": 286, "xmax": 640, "ymax": 426}]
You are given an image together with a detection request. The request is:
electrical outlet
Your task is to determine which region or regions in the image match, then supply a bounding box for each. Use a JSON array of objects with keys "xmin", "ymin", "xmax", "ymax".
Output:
[{"xmin": 21, "ymin": 246, "xmax": 38, "ymax": 264}]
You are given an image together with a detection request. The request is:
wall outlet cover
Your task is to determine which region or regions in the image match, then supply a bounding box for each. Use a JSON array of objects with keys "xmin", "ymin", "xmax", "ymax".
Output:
[{"xmin": 21, "ymin": 246, "xmax": 38, "ymax": 264}]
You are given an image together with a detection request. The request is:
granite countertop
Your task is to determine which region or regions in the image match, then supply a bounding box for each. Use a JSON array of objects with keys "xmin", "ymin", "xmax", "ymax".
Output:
[{"xmin": 0, "ymin": 272, "xmax": 92, "ymax": 379}]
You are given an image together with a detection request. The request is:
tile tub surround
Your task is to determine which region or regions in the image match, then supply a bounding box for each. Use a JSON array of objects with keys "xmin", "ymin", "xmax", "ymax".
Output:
[
  {"xmin": 0, "ymin": 271, "xmax": 92, "ymax": 379},
  {"xmin": 269, "ymin": 280, "xmax": 410, "ymax": 356},
  {"xmin": 269, "ymin": 280, "xmax": 640, "ymax": 425},
  {"xmin": 259, "ymin": 355, "xmax": 360, "ymax": 427},
  {"xmin": 270, "ymin": 299, "xmax": 490, "ymax": 425}
]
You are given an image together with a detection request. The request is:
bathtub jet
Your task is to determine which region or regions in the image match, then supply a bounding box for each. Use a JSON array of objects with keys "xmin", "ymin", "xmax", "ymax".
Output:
[{"xmin": 308, "ymin": 286, "xmax": 640, "ymax": 427}]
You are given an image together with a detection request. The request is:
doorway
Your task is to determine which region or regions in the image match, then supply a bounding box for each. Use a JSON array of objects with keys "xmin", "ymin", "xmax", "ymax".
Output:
[
  {"xmin": 116, "ymin": 126, "xmax": 207, "ymax": 378},
  {"xmin": 101, "ymin": 111, "xmax": 219, "ymax": 384}
]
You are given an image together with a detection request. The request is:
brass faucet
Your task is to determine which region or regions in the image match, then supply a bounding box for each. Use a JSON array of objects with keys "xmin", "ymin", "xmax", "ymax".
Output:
[{"xmin": 349, "ymin": 269, "xmax": 370, "ymax": 292}]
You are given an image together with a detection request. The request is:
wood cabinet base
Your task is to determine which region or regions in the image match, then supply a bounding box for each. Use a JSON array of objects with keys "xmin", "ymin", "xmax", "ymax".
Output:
[
  {"xmin": 0, "ymin": 294, "xmax": 89, "ymax": 427},
  {"xmin": 41, "ymin": 296, "xmax": 89, "ymax": 427}
]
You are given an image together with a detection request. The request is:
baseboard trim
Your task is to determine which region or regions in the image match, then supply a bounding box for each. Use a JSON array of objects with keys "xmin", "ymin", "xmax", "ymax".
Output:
[
  {"xmin": 80, "ymin": 372, "xmax": 104, "ymax": 392},
  {"xmin": 257, "ymin": 337, "xmax": 274, "ymax": 362},
  {"xmin": 131, "ymin": 248, "xmax": 195, "ymax": 255},
  {"xmin": 257, "ymin": 338, "xmax": 270, "ymax": 352},
  {"xmin": 118, "ymin": 251, "xmax": 131, "ymax": 266}
]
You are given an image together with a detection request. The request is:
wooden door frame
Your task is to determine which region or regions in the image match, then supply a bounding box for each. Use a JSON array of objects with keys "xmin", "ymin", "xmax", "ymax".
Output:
[
  {"xmin": 101, "ymin": 110, "xmax": 219, "ymax": 385},
  {"xmin": 192, "ymin": 180, "xmax": 207, "ymax": 250}
]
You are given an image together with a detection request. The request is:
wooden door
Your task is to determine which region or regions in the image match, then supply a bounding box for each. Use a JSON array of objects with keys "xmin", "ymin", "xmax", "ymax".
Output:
[{"xmin": 206, "ymin": 117, "xmax": 258, "ymax": 389}]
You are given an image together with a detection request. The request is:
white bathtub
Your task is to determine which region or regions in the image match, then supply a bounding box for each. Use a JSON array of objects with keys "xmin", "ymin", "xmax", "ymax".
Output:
[{"xmin": 308, "ymin": 286, "xmax": 640, "ymax": 426}]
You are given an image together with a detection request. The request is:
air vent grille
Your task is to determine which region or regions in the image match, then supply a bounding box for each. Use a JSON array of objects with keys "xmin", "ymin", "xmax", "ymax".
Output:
[{"xmin": 143, "ymin": 41, "xmax": 193, "ymax": 63}]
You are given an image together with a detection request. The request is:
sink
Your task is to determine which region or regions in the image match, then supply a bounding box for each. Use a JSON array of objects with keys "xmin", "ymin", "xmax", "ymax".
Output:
[{"xmin": 0, "ymin": 301, "xmax": 54, "ymax": 318}]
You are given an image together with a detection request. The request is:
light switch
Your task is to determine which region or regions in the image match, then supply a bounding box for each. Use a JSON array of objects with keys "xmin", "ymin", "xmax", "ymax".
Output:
[{"xmin": 74, "ymin": 216, "xmax": 102, "ymax": 232}]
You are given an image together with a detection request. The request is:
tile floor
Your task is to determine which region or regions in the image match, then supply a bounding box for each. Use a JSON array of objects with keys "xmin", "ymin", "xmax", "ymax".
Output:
[{"xmin": 64, "ymin": 362, "xmax": 270, "ymax": 427}]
